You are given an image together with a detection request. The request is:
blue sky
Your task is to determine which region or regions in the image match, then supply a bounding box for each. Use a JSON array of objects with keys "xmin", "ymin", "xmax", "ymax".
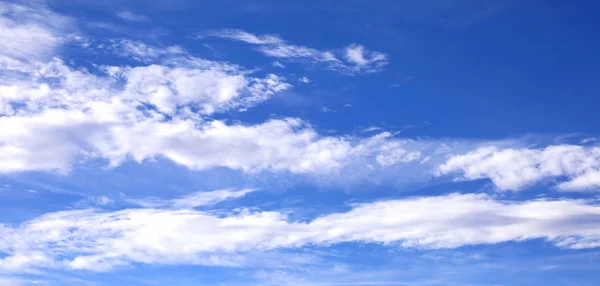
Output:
[{"xmin": 1, "ymin": 0, "xmax": 600, "ymax": 285}]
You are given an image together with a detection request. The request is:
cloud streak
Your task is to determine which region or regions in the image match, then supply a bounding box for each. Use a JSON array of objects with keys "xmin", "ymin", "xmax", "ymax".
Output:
[
  {"xmin": 202, "ymin": 29, "xmax": 389, "ymax": 75},
  {"xmin": 116, "ymin": 11, "xmax": 150, "ymax": 23},
  {"xmin": 1, "ymin": 193, "xmax": 600, "ymax": 273},
  {"xmin": 126, "ymin": 188, "xmax": 256, "ymax": 208}
]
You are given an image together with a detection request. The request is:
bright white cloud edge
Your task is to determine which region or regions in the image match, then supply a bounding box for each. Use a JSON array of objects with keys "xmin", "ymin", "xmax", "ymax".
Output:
[{"xmin": 126, "ymin": 188, "xmax": 256, "ymax": 208}]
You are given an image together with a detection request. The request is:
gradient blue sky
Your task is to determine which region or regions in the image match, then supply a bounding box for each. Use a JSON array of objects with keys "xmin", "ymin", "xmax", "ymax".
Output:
[{"xmin": 1, "ymin": 0, "xmax": 600, "ymax": 285}]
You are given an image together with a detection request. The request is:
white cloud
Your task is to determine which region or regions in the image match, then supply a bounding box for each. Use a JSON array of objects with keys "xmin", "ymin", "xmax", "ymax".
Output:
[
  {"xmin": 0, "ymin": 75, "xmax": 426, "ymax": 175},
  {"xmin": 112, "ymin": 61, "xmax": 290, "ymax": 115},
  {"xmin": 0, "ymin": 36, "xmax": 314, "ymax": 175},
  {"xmin": 126, "ymin": 188, "xmax": 256, "ymax": 208},
  {"xmin": 344, "ymin": 44, "xmax": 388, "ymax": 72},
  {"xmin": 116, "ymin": 11, "xmax": 150, "ymax": 22},
  {"xmin": 272, "ymin": 61, "xmax": 286, "ymax": 68},
  {"xmin": 3, "ymin": 2, "xmax": 599, "ymax": 285},
  {"xmin": 1, "ymin": 193, "xmax": 600, "ymax": 273},
  {"xmin": 437, "ymin": 145, "xmax": 600, "ymax": 191},
  {"xmin": 298, "ymin": 77, "xmax": 310, "ymax": 84},
  {"xmin": 376, "ymin": 142, "xmax": 422, "ymax": 167},
  {"xmin": 360, "ymin": 126, "xmax": 383, "ymax": 133},
  {"xmin": 0, "ymin": 10, "xmax": 421, "ymax": 178},
  {"xmin": 203, "ymin": 30, "xmax": 389, "ymax": 75}
]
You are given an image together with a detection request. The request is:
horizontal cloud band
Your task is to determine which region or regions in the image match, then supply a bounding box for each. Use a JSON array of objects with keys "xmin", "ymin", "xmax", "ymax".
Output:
[{"xmin": 1, "ymin": 193, "xmax": 600, "ymax": 272}]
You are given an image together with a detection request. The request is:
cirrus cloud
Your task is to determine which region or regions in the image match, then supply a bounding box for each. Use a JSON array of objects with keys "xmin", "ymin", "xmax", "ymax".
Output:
[{"xmin": 201, "ymin": 29, "xmax": 389, "ymax": 75}]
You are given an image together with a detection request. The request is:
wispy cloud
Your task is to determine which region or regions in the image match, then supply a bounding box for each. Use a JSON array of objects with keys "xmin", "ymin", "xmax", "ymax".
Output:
[
  {"xmin": 116, "ymin": 11, "xmax": 150, "ymax": 22},
  {"xmin": 126, "ymin": 188, "xmax": 256, "ymax": 208},
  {"xmin": 201, "ymin": 29, "xmax": 389, "ymax": 75},
  {"xmin": 0, "ymin": 2, "xmax": 76, "ymax": 72},
  {"xmin": 360, "ymin": 126, "xmax": 383, "ymax": 133},
  {"xmin": 272, "ymin": 61, "xmax": 286, "ymax": 68},
  {"xmin": 0, "ymin": 15, "xmax": 302, "ymax": 175}
]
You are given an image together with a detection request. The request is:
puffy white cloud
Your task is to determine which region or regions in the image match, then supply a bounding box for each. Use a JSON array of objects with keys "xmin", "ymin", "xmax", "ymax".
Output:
[
  {"xmin": 0, "ymin": 72, "xmax": 424, "ymax": 175},
  {"xmin": 203, "ymin": 30, "xmax": 389, "ymax": 75},
  {"xmin": 0, "ymin": 78, "xmax": 424, "ymax": 174},
  {"xmin": 0, "ymin": 4, "xmax": 421, "ymax": 176},
  {"xmin": 0, "ymin": 2, "xmax": 427, "ymax": 178},
  {"xmin": 0, "ymin": 13, "xmax": 418, "ymax": 177},
  {"xmin": 437, "ymin": 145, "xmax": 600, "ymax": 191},
  {"xmin": 112, "ymin": 62, "xmax": 290, "ymax": 115},
  {"xmin": 0, "ymin": 25, "xmax": 315, "ymax": 175},
  {"xmin": 1, "ymin": 193, "xmax": 600, "ymax": 273}
]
